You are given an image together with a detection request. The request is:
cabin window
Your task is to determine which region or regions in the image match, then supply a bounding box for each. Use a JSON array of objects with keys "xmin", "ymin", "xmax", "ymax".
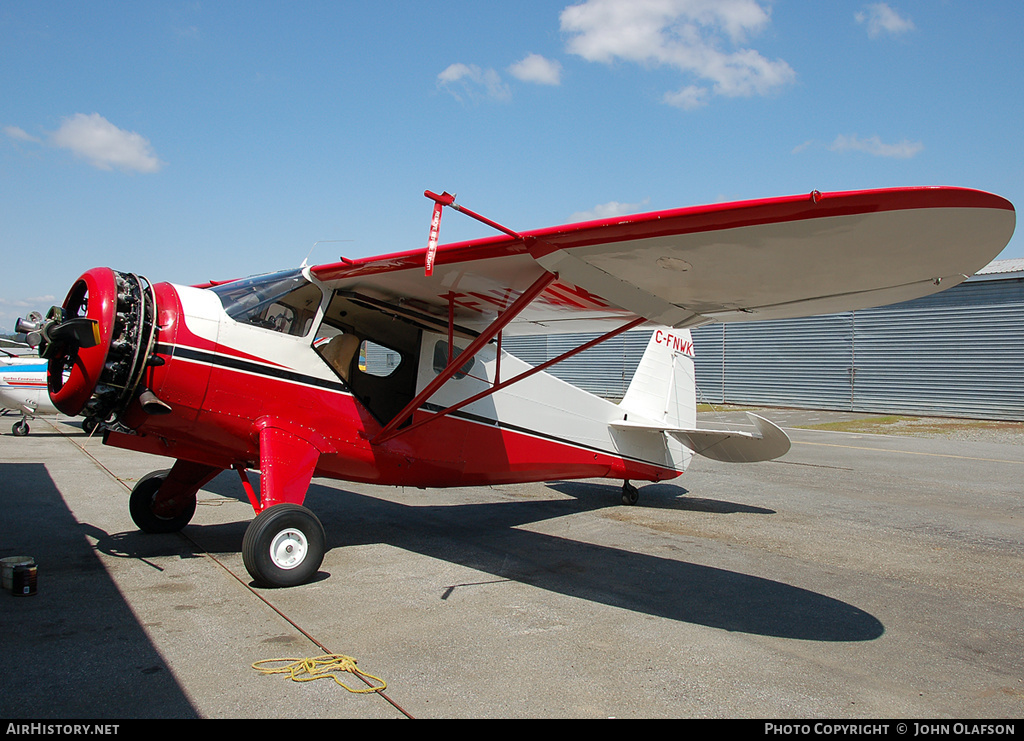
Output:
[
  {"xmin": 432, "ymin": 341, "xmax": 476, "ymax": 380},
  {"xmin": 360, "ymin": 340, "xmax": 402, "ymax": 378},
  {"xmin": 210, "ymin": 269, "xmax": 322, "ymax": 337},
  {"xmin": 312, "ymin": 290, "xmax": 420, "ymax": 426}
]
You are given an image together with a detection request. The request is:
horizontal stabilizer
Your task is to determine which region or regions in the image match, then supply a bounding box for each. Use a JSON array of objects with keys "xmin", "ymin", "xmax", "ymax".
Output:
[{"xmin": 611, "ymin": 413, "xmax": 791, "ymax": 463}]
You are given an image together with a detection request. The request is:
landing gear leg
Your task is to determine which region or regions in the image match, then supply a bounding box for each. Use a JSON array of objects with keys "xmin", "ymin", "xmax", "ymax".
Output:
[
  {"xmin": 621, "ymin": 480, "xmax": 639, "ymax": 506},
  {"xmin": 239, "ymin": 419, "xmax": 325, "ymax": 588},
  {"xmin": 129, "ymin": 460, "xmax": 221, "ymax": 533},
  {"xmin": 129, "ymin": 470, "xmax": 195, "ymax": 533}
]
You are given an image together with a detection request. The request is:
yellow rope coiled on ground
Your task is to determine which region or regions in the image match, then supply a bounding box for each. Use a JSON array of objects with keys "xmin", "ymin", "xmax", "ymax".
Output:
[{"xmin": 252, "ymin": 654, "xmax": 387, "ymax": 694}]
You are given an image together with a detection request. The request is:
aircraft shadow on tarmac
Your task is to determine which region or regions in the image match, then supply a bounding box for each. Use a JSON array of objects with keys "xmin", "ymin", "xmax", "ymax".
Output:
[
  {"xmin": 0, "ymin": 463, "xmax": 200, "ymax": 719},
  {"xmin": 5, "ymin": 459, "xmax": 883, "ymax": 693},
  {"xmin": 589, "ymin": 481, "xmax": 777, "ymax": 515},
  {"xmin": 188, "ymin": 473, "xmax": 882, "ymax": 643}
]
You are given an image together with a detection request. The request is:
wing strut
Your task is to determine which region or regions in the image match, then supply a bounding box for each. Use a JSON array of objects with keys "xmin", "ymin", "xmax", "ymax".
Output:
[
  {"xmin": 371, "ymin": 270, "xmax": 557, "ymax": 445},
  {"xmin": 425, "ymin": 190, "xmax": 523, "ymax": 277},
  {"xmin": 424, "ymin": 190, "xmax": 522, "ymax": 239},
  {"xmin": 373, "ymin": 314, "xmax": 647, "ymax": 446},
  {"xmin": 372, "ymin": 189, "xmax": 644, "ymax": 446}
]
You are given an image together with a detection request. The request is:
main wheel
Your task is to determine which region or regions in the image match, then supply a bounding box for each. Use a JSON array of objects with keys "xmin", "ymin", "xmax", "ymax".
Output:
[
  {"xmin": 129, "ymin": 469, "xmax": 198, "ymax": 533},
  {"xmin": 242, "ymin": 504, "xmax": 325, "ymax": 588},
  {"xmin": 621, "ymin": 480, "xmax": 640, "ymax": 506}
]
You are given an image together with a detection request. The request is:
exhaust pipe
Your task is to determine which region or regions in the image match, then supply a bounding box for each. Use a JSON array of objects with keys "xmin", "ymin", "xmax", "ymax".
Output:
[{"xmin": 138, "ymin": 389, "xmax": 172, "ymax": 416}]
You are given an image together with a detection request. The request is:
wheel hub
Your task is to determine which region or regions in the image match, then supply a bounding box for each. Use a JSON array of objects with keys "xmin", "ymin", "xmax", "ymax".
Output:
[{"xmin": 269, "ymin": 528, "xmax": 308, "ymax": 570}]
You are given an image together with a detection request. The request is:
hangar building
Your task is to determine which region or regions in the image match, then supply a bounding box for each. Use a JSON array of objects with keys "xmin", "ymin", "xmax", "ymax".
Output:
[{"xmin": 502, "ymin": 259, "xmax": 1024, "ymax": 421}]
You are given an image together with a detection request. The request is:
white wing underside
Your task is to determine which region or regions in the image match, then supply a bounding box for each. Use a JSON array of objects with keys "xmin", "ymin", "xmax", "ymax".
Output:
[{"xmin": 310, "ymin": 188, "xmax": 1016, "ymax": 337}]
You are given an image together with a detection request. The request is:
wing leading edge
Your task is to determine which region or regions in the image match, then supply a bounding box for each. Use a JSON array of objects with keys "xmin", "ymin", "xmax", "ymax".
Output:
[{"xmin": 310, "ymin": 187, "xmax": 1015, "ymax": 334}]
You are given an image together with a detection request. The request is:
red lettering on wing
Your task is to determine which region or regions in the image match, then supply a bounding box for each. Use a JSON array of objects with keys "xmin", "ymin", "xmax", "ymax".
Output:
[
  {"xmin": 540, "ymin": 281, "xmax": 612, "ymax": 310},
  {"xmin": 442, "ymin": 292, "xmax": 486, "ymax": 313},
  {"xmin": 467, "ymin": 290, "xmax": 515, "ymax": 310}
]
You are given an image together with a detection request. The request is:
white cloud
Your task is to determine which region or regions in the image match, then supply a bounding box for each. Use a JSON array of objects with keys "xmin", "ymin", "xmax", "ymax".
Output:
[
  {"xmin": 790, "ymin": 139, "xmax": 815, "ymax": 155},
  {"xmin": 0, "ymin": 296, "xmax": 57, "ymax": 308},
  {"xmin": 569, "ymin": 198, "xmax": 651, "ymax": 222},
  {"xmin": 509, "ymin": 54, "xmax": 563, "ymax": 86},
  {"xmin": 49, "ymin": 113, "xmax": 164, "ymax": 173},
  {"xmin": 0, "ymin": 296, "xmax": 57, "ymax": 326},
  {"xmin": 560, "ymin": 0, "xmax": 795, "ymax": 109},
  {"xmin": 663, "ymin": 85, "xmax": 709, "ymax": 110},
  {"xmin": 4, "ymin": 126, "xmax": 41, "ymax": 144},
  {"xmin": 437, "ymin": 63, "xmax": 511, "ymax": 102},
  {"xmin": 829, "ymin": 134, "xmax": 924, "ymax": 159},
  {"xmin": 855, "ymin": 3, "xmax": 915, "ymax": 39}
]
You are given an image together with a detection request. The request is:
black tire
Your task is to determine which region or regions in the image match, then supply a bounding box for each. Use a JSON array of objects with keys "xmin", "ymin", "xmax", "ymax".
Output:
[
  {"xmin": 12, "ymin": 420, "xmax": 29, "ymax": 436},
  {"xmin": 242, "ymin": 504, "xmax": 325, "ymax": 588},
  {"xmin": 129, "ymin": 469, "xmax": 197, "ymax": 533},
  {"xmin": 621, "ymin": 481, "xmax": 639, "ymax": 506}
]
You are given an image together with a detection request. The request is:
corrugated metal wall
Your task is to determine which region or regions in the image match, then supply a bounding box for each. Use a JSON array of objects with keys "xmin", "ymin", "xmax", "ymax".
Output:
[
  {"xmin": 717, "ymin": 313, "xmax": 856, "ymax": 410},
  {"xmin": 501, "ymin": 274, "xmax": 1024, "ymax": 421},
  {"xmin": 497, "ymin": 332, "xmax": 650, "ymax": 398},
  {"xmin": 850, "ymin": 300, "xmax": 1024, "ymax": 419}
]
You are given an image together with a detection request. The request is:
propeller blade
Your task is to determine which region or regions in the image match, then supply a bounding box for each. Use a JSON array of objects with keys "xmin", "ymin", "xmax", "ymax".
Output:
[
  {"xmin": 52, "ymin": 317, "xmax": 102, "ymax": 349},
  {"xmin": 38, "ymin": 316, "xmax": 101, "ymax": 359}
]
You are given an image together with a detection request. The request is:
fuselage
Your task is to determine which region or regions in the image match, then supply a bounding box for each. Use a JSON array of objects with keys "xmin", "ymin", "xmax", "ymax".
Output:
[{"xmin": 103, "ymin": 269, "xmax": 688, "ymax": 488}]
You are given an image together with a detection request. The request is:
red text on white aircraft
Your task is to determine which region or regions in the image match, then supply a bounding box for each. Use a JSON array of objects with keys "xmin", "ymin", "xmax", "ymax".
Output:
[{"xmin": 653, "ymin": 329, "xmax": 695, "ymax": 358}]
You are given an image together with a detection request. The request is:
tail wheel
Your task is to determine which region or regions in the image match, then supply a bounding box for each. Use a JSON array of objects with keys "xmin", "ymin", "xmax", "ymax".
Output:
[
  {"xmin": 129, "ymin": 469, "xmax": 198, "ymax": 534},
  {"xmin": 242, "ymin": 504, "xmax": 325, "ymax": 588}
]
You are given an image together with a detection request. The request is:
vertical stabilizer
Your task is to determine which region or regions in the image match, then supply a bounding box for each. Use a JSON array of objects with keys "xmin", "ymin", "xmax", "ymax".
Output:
[{"xmin": 620, "ymin": 328, "xmax": 697, "ymax": 430}]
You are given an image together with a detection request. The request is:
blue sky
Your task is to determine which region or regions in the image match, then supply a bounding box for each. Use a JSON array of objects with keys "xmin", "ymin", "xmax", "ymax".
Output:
[{"xmin": 2, "ymin": 1, "xmax": 1022, "ymax": 328}]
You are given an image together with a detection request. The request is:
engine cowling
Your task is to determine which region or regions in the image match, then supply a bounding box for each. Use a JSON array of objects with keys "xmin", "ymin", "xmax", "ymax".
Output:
[
  {"xmin": 42, "ymin": 268, "xmax": 161, "ymax": 424},
  {"xmin": 45, "ymin": 268, "xmax": 118, "ymax": 415}
]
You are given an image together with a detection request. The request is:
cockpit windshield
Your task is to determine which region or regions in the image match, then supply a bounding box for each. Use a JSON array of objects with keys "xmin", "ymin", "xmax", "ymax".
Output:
[{"xmin": 210, "ymin": 269, "xmax": 323, "ymax": 337}]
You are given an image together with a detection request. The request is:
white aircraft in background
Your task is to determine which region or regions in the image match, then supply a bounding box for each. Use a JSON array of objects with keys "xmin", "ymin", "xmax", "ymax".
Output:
[{"xmin": 0, "ymin": 352, "xmax": 56, "ymax": 436}]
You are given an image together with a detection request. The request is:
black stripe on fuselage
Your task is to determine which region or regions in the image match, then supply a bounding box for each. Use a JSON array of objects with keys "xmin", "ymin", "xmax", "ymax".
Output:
[
  {"xmin": 158, "ymin": 342, "xmax": 680, "ymax": 473},
  {"xmin": 158, "ymin": 343, "xmax": 348, "ymax": 394}
]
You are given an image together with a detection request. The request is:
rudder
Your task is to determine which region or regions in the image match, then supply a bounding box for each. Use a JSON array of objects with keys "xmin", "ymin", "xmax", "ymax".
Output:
[{"xmin": 620, "ymin": 328, "xmax": 697, "ymax": 430}]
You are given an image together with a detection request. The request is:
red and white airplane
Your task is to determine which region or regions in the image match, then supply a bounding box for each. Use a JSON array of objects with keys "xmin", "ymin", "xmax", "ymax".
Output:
[{"xmin": 18, "ymin": 187, "xmax": 1015, "ymax": 588}]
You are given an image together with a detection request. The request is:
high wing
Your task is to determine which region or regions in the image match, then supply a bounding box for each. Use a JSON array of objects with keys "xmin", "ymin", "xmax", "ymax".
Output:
[{"xmin": 310, "ymin": 187, "xmax": 1015, "ymax": 335}]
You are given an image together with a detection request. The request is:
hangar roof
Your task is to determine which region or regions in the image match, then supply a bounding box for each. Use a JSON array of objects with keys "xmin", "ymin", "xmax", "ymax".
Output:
[{"xmin": 972, "ymin": 258, "xmax": 1024, "ymax": 281}]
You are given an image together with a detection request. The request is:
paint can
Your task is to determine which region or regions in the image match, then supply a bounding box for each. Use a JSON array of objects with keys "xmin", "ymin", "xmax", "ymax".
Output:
[
  {"xmin": 12, "ymin": 564, "xmax": 37, "ymax": 597},
  {"xmin": 1, "ymin": 557, "xmax": 34, "ymax": 591}
]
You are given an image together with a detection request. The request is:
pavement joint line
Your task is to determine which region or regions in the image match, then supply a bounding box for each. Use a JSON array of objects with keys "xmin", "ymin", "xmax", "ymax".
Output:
[
  {"xmin": 44, "ymin": 417, "xmax": 415, "ymax": 718},
  {"xmin": 794, "ymin": 439, "xmax": 1024, "ymax": 465},
  {"xmin": 46, "ymin": 417, "xmax": 133, "ymax": 491}
]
